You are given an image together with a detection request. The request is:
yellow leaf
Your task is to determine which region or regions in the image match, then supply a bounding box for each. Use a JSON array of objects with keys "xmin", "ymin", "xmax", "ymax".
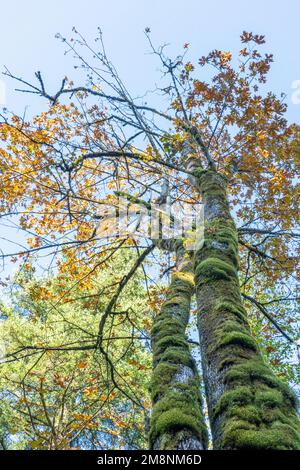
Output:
[{"xmin": 77, "ymin": 361, "xmax": 87, "ymax": 369}]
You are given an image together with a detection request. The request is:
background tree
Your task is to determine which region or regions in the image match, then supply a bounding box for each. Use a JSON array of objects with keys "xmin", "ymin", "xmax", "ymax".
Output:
[{"xmin": 0, "ymin": 250, "xmax": 153, "ymax": 449}]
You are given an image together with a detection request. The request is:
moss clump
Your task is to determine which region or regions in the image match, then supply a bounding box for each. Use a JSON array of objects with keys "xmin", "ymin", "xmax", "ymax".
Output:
[
  {"xmin": 162, "ymin": 296, "xmax": 190, "ymax": 309},
  {"xmin": 158, "ymin": 347, "xmax": 195, "ymax": 368},
  {"xmin": 213, "ymin": 387, "xmax": 253, "ymax": 417},
  {"xmin": 172, "ymin": 271, "xmax": 194, "ymax": 286},
  {"xmin": 255, "ymin": 390, "xmax": 284, "ymax": 408},
  {"xmin": 228, "ymin": 405, "xmax": 261, "ymax": 424},
  {"xmin": 195, "ymin": 257, "xmax": 237, "ymax": 284},
  {"xmin": 150, "ymin": 365, "xmax": 200, "ymax": 402},
  {"xmin": 154, "ymin": 334, "xmax": 189, "ymax": 355},
  {"xmin": 194, "ymin": 169, "xmax": 228, "ymax": 196},
  {"xmin": 151, "ymin": 319, "xmax": 183, "ymax": 339},
  {"xmin": 222, "ymin": 426, "xmax": 300, "ymax": 450},
  {"xmin": 150, "ymin": 408, "xmax": 205, "ymax": 446},
  {"xmin": 193, "ymin": 168, "xmax": 209, "ymax": 179},
  {"xmin": 217, "ymin": 354, "xmax": 246, "ymax": 371},
  {"xmin": 215, "ymin": 319, "xmax": 249, "ymax": 335},
  {"xmin": 217, "ymin": 226, "xmax": 238, "ymax": 243},
  {"xmin": 201, "ymin": 220, "xmax": 239, "ymax": 268},
  {"xmin": 224, "ymin": 359, "xmax": 270, "ymax": 385},
  {"xmin": 262, "ymin": 408, "xmax": 299, "ymax": 427},
  {"xmin": 224, "ymin": 359, "xmax": 298, "ymax": 407},
  {"xmin": 215, "ymin": 301, "xmax": 247, "ymax": 321},
  {"xmin": 151, "ymin": 363, "xmax": 180, "ymax": 401},
  {"xmin": 199, "ymin": 241, "xmax": 238, "ymax": 270},
  {"xmin": 267, "ymin": 377, "xmax": 299, "ymax": 408},
  {"xmin": 221, "ymin": 419, "xmax": 256, "ymax": 434},
  {"xmin": 215, "ymin": 331, "xmax": 258, "ymax": 352},
  {"xmin": 152, "ymin": 386, "xmax": 201, "ymax": 415},
  {"xmin": 214, "ymin": 358, "xmax": 300, "ymax": 448}
]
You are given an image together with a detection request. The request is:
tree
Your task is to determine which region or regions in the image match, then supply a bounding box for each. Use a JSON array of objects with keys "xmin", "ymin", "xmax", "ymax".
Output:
[{"xmin": 0, "ymin": 28, "xmax": 299, "ymax": 449}]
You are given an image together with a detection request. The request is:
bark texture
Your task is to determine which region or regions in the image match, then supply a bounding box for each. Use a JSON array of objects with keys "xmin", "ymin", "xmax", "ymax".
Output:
[
  {"xmin": 194, "ymin": 169, "xmax": 300, "ymax": 450},
  {"xmin": 149, "ymin": 245, "xmax": 208, "ymax": 450}
]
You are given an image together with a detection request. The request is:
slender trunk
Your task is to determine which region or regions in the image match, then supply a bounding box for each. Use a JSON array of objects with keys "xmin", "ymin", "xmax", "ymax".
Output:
[
  {"xmin": 149, "ymin": 245, "xmax": 208, "ymax": 450},
  {"xmin": 194, "ymin": 169, "xmax": 300, "ymax": 450}
]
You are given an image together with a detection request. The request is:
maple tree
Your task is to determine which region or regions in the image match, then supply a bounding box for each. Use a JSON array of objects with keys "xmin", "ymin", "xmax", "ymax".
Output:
[{"xmin": 0, "ymin": 29, "xmax": 299, "ymax": 449}]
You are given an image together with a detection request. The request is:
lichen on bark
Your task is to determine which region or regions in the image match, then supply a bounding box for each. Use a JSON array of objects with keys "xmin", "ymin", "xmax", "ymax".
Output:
[
  {"xmin": 149, "ymin": 245, "xmax": 208, "ymax": 450},
  {"xmin": 194, "ymin": 169, "xmax": 300, "ymax": 450}
]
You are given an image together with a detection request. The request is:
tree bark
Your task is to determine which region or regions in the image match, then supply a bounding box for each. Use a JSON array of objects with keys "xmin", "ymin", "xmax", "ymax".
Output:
[
  {"xmin": 194, "ymin": 169, "xmax": 300, "ymax": 450},
  {"xmin": 149, "ymin": 244, "xmax": 208, "ymax": 450}
]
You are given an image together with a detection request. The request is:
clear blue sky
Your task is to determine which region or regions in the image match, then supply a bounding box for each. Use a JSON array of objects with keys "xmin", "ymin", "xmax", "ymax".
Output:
[{"xmin": 0, "ymin": 0, "xmax": 300, "ymax": 121}]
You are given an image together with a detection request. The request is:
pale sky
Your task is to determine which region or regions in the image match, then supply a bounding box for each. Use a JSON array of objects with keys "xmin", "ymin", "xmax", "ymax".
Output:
[{"xmin": 0, "ymin": 0, "xmax": 299, "ymax": 121}]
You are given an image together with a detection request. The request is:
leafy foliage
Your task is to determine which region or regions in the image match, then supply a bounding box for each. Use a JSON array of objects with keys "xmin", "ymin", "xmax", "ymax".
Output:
[{"xmin": 0, "ymin": 250, "xmax": 152, "ymax": 449}]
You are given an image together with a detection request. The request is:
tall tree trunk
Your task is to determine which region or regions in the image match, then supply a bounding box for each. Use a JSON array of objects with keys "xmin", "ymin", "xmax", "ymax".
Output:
[
  {"xmin": 194, "ymin": 169, "xmax": 300, "ymax": 450},
  {"xmin": 149, "ymin": 245, "xmax": 208, "ymax": 450}
]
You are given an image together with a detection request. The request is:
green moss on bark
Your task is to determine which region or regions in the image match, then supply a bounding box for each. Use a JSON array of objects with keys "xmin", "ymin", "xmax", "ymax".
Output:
[
  {"xmin": 150, "ymin": 409, "xmax": 203, "ymax": 445},
  {"xmin": 215, "ymin": 301, "xmax": 247, "ymax": 321},
  {"xmin": 158, "ymin": 347, "xmax": 195, "ymax": 368},
  {"xmin": 154, "ymin": 334, "xmax": 189, "ymax": 355},
  {"xmin": 194, "ymin": 169, "xmax": 300, "ymax": 450},
  {"xmin": 215, "ymin": 331, "xmax": 258, "ymax": 352},
  {"xmin": 195, "ymin": 257, "xmax": 237, "ymax": 284},
  {"xmin": 150, "ymin": 254, "xmax": 208, "ymax": 450},
  {"xmin": 222, "ymin": 426, "xmax": 300, "ymax": 450}
]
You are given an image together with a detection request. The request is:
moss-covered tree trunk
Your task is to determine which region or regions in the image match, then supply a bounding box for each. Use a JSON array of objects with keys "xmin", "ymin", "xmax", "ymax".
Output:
[
  {"xmin": 194, "ymin": 169, "xmax": 300, "ymax": 450},
  {"xmin": 149, "ymin": 245, "xmax": 208, "ymax": 450}
]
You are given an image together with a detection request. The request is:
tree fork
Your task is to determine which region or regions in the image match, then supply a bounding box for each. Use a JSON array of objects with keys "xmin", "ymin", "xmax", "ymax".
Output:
[
  {"xmin": 149, "ymin": 243, "xmax": 208, "ymax": 450},
  {"xmin": 194, "ymin": 168, "xmax": 300, "ymax": 450}
]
